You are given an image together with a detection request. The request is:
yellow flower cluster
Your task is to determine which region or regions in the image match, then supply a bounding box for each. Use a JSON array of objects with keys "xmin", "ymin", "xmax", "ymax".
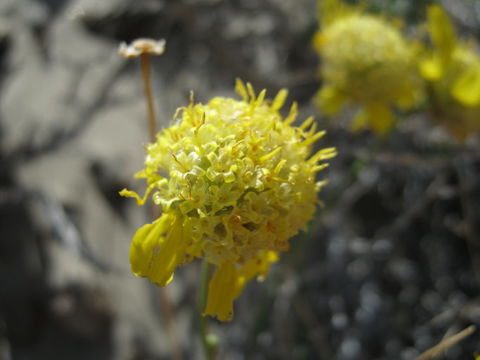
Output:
[
  {"xmin": 420, "ymin": 5, "xmax": 480, "ymax": 140},
  {"xmin": 121, "ymin": 80, "xmax": 336, "ymax": 321},
  {"xmin": 313, "ymin": 0, "xmax": 419, "ymax": 134},
  {"xmin": 314, "ymin": 0, "xmax": 480, "ymax": 140}
]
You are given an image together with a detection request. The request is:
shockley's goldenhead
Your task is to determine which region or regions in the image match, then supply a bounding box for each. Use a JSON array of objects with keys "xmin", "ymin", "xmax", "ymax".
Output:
[{"xmin": 121, "ymin": 79, "xmax": 336, "ymax": 321}]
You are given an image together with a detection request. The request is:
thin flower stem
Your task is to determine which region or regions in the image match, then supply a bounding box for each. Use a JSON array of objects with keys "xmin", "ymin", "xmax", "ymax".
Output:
[
  {"xmin": 140, "ymin": 52, "xmax": 182, "ymax": 360},
  {"xmin": 140, "ymin": 53, "xmax": 157, "ymax": 142},
  {"xmin": 120, "ymin": 38, "xmax": 181, "ymax": 360},
  {"xmin": 158, "ymin": 286, "xmax": 184, "ymax": 360},
  {"xmin": 199, "ymin": 260, "xmax": 216, "ymax": 360}
]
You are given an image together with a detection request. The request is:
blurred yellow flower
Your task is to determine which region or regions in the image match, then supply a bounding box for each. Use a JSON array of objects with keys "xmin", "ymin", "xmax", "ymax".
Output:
[
  {"xmin": 121, "ymin": 80, "xmax": 336, "ymax": 321},
  {"xmin": 420, "ymin": 5, "xmax": 480, "ymax": 140},
  {"xmin": 313, "ymin": 0, "xmax": 420, "ymax": 134}
]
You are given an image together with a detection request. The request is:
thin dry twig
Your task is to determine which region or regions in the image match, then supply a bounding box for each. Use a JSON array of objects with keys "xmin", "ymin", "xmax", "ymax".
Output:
[
  {"xmin": 120, "ymin": 38, "xmax": 183, "ymax": 360},
  {"xmin": 415, "ymin": 325, "xmax": 476, "ymax": 360}
]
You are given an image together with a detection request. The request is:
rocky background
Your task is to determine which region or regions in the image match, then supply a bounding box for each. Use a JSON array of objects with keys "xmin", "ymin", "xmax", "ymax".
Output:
[{"xmin": 1, "ymin": 0, "xmax": 480, "ymax": 359}]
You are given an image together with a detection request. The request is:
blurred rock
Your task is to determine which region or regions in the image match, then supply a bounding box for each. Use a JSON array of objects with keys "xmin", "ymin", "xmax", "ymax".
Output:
[
  {"xmin": 1, "ymin": 0, "xmax": 480, "ymax": 359},
  {"xmin": 49, "ymin": 283, "xmax": 112, "ymax": 339}
]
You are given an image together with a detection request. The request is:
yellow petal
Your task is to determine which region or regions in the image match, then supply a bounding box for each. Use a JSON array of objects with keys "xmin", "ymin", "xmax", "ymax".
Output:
[
  {"xmin": 271, "ymin": 89, "xmax": 288, "ymax": 111},
  {"xmin": 259, "ymin": 147, "xmax": 281, "ymax": 163},
  {"xmin": 134, "ymin": 169, "xmax": 148, "ymax": 178},
  {"xmin": 366, "ymin": 103, "xmax": 395, "ymax": 134},
  {"xmin": 419, "ymin": 57, "xmax": 443, "ymax": 81},
  {"xmin": 299, "ymin": 116, "xmax": 314, "ymax": 131},
  {"xmin": 119, "ymin": 181, "xmax": 158, "ymax": 206},
  {"xmin": 452, "ymin": 66, "xmax": 480, "ymax": 106},
  {"xmin": 129, "ymin": 214, "xmax": 171, "ymax": 277},
  {"xmin": 273, "ymin": 159, "xmax": 287, "ymax": 175},
  {"xmin": 427, "ymin": 5, "xmax": 456, "ymax": 63},
  {"xmin": 204, "ymin": 262, "xmax": 237, "ymax": 322},
  {"xmin": 309, "ymin": 147, "xmax": 338, "ymax": 164},
  {"xmin": 301, "ymin": 130, "xmax": 326, "ymax": 147},
  {"xmin": 235, "ymin": 78, "xmax": 248, "ymax": 101},
  {"xmin": 315, "ymin": 86, "xmax": 345, "ymax": 116},
  {"xmin": 255, "ymin": 251, "xmax": 278, "ymax": 280},
  {"xmin": 246, "ymin": 82, "xmax": 256, "ymax": 102},
  {"xmin": 284, "ymin": 102, "xmax": 298, "ymax": 125},
  {"xmin": 129, "ymin": 214, "xmax": 190, "ymax": 287},
  {"xmin": 148, "ymin": 216, "xmax": 190, "ymax": 286},
  {"xmin": 234, "ymin": 251, "xmax": 278, "ymax": 298},
  {"xmin": 254, "ymin": 89, "xmax": 266, "ymax": 108}
]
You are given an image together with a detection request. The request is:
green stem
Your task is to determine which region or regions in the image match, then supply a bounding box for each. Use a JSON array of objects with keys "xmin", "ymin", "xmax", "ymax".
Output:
[{"xmin": 198, "ymin": 260, "xmax": 217, "ymax": 360}]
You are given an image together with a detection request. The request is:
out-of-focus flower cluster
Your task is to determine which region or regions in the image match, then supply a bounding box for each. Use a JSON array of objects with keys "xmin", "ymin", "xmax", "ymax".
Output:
[
  {"xmin": 121, "ymin": 80, "xmax": 336, "ymax": 321},
  {"xmin": 314, "ymin": 0, "xmax": 420, "ymax": 134},
  {"xmin": 313, "ymin": 0, "xmax": 480, "ymax": 140},
  {"xmin": 420, "ymin": 5, "xmax": 480, "ymax": 140}
]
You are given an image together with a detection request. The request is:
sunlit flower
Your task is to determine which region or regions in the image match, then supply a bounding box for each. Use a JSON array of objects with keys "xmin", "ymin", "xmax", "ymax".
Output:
[
  {"xmin": 121, "ymin": 80, "xmax": 336, "ymax": 321},
  {"xmin": 419, "ymin": 5, "xmax": 480, "ymax": 140},
  {"xmin": 313, "ymin": 0, "xmax": 420, "ymax": 134}
]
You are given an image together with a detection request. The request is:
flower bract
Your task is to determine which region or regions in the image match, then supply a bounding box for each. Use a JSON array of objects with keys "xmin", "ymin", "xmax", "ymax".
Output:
[{"xmin": 121, "ymin": 80, "xmax": 336, "ymax": 321}]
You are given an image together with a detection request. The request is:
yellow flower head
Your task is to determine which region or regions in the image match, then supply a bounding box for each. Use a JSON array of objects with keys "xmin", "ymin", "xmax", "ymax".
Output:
[
  {"xmin": 313, "ymin": 0, "xmax": 420, "ymax": 134},
  {"xmin": 121, "ymin": 80, "xmax": 336, "ymax": 321},
  {"xmin": 420, "ymin": 5, "xmax": 480, "ymax": 140}
]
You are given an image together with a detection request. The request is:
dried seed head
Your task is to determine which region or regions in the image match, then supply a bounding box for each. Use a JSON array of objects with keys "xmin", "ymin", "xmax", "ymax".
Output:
[{"xmin": 119, "ymin": 38, "xmax": 166, "ymax": 58}]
